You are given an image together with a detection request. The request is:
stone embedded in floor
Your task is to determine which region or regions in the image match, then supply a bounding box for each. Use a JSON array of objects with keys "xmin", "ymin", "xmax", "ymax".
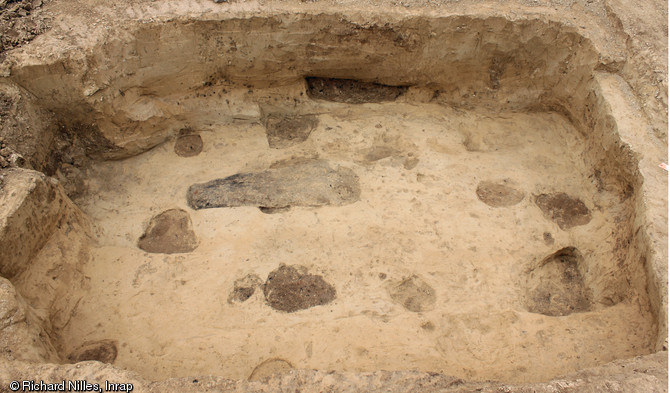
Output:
[
  {"xmin": 476, "ymin": 180, "xmax": 525, "ymax": 207},
  {"xmin": 534, "ymin": 192, "xmax": 591, "ymax": 230},
  {"xmin": 174, "ymin": 128, "xmax": 203, "ymax": 157},
  {"xmin": 187, "ymin": 159, "xmax": 360, "ymax": 210},
  {"xmin": 263, "ymin": 265, "xmax": 336, "ymax": 313},
  {"xmin": 264, "ymin": 113, "xmax": 318, "ymax": 149},
  {"xmin": 137, "ymin": 208, "xmax": 198, "ymax": 254}
]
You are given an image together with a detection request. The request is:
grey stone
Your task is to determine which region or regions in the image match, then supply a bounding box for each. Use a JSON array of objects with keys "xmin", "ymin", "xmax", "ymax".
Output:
[{"xmin": 187, "ymin": 160, "xmax": 360, "ymax": 210}]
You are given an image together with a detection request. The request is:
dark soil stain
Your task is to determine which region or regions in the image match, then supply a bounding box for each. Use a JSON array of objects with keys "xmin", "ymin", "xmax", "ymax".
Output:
[
  {"xmin": 403, "ymin": 156, "xmax": 420, "ymax": 170},
  {"xmin": 67, "ymin": 339, "xmax": 118, "ymax": 364},
  {"xmin": 263, "ymin": 265, "xmax": 336, "ymax": 312},
  {"xmin": 543, "ymin": 232, "xmax": 554, "ymax": 245},
  {"xmin": 364, "ymin": 146, "xmax": 398, "ymax": 162},
  {"xmin": 138, "ymin": 208, "xmax": 198, "ymax": 254},
  {"xmin": 525, "ymin": 247, "xmax": 591, "ymax": 316},
  {"xmin": 174, "ymin": 128, "xmax": 203, "ymax": 157},
  {"xmin": 476, "ymin": 180, "xmax": 525, "ymax": 207},
  {"xmin": 264, "ymin": 114, "xmax": 318, "ymax": 149},
  {"xmin": 534, "ymin": 192, "xmax": 591, "ymax": 230},
  {"xmin": 306, "ymin": 77, "xmax": 408, "ymax": 104},
  {"xmin": 387, "ymin": 275, "xmax": 436, "ymax": 312},
  {"xmin": 421, "ymin": 321, "xmax": 436, "ymax": 331}
]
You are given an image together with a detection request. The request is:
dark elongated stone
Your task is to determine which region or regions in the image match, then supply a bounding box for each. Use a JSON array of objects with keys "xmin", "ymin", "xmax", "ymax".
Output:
[{"xmin": 187, "ymin": 160, "xmax": 360, "ymax": 210}]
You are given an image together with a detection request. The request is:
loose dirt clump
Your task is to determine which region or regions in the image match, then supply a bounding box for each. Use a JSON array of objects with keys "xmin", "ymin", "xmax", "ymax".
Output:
[
  {"xmin": 137, "ymin": 208, "xmax": 198, "ymax": 254},
  {"xmin": 525, "ymin": 247, "xmax": 591, "ymax": 317},
  {"xmin": 264, "ymin": 114, "xmax": 318, "ymax": 149},
  {"xmin": 262, "ymin": 265, "xmax": 336, "ymax": 312},
  {"xmin": 187, "ymin": 160, "xmax": 360, "ymax": 210},
  {"xmin": 67, "ymin": 340, "xmax": 118, "ymax": 364},
  {"xmin": 174, "ymin": 129, "xmax": 203, "ymax": 157},
  {"xmin": 476, "ymin": 180, "xmax": 525, "ymax": 207},
  {"xmin": 387, "ymin": 275, "xmax": 436, "ymax": 312},
  {"xmin": 306, "ymin": 77, "xmax": 408, "ymax": 104},
  {"xmin": 0, "ymin": 0, "xmax": 49, "ymax": 54},
  {"xmin": 534, "ymin": 192, "xmax": 592, "ymax": 230},
  {"xmin": 228, "ymin": 274, "xmax": 262, "ymax": 303},
  {"xmin": 248, "ymin": 358, "xmax": 294, "ymax": 381}
]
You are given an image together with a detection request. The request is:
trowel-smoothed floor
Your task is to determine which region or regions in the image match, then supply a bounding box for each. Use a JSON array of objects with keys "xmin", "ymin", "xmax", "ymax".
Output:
[{"xmin": 52, "ymin": 102, "xmax": 654, "ymax": 382}]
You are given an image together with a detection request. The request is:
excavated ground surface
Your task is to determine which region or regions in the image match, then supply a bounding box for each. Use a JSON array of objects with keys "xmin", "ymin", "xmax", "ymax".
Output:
[
  {"xmin": 0, "ymin": 0, "xmax": 667, "ymax": 392},
  {"xmin": 12, "ymin": 101, "xmax": 651, "ymax": 382}
]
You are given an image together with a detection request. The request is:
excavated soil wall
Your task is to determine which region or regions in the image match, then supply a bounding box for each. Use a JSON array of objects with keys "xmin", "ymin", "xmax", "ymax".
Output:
[{"xmin": 7, "ymin": 15, "xmax": 602, "ymax": 157}]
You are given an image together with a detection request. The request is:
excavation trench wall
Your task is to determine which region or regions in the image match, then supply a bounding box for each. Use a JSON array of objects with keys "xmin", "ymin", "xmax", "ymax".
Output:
[
  {"xmin": 0, "ymin": 7, "xmax": 667, "ymax": 388},
  {"xmin": 6, "ymin": 15, "xmax": 601, "ymax": 157}
]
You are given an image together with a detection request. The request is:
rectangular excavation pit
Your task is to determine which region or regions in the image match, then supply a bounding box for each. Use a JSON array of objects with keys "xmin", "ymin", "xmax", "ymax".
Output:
[{"xmin": 0, "ymin": 9, "xmax": 666, "ymax": 390}]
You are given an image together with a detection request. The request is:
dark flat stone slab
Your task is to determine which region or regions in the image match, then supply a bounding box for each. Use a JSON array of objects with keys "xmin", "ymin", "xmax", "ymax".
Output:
[
  {"xmin": 186, "ymin": 160, "xmax": 360, "ymax": 210},
  {"xmin": 263, "ymin": 265, "xmax": 336, "ymax": 313}
]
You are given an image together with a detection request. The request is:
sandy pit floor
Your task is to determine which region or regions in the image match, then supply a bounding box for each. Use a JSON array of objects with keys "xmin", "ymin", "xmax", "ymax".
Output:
[{"xmin": 22, "ymin": 99, "xmax": 654, "ymax": 383}]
